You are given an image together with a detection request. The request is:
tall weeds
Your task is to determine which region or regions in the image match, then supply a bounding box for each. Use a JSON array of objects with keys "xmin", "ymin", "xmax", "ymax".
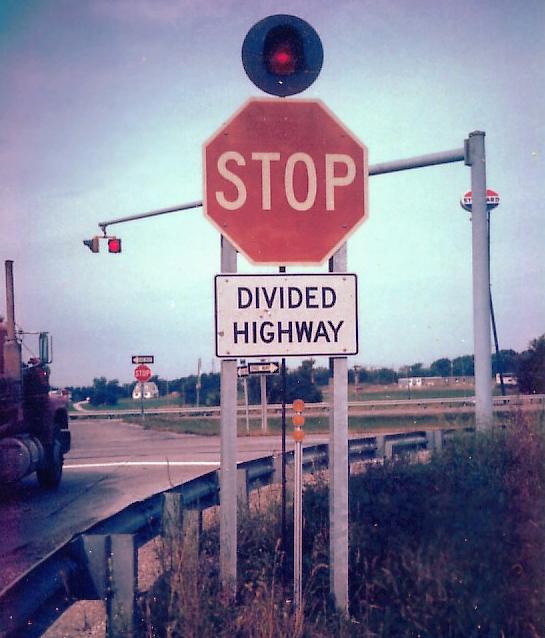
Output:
[{"xmin": 143, "ymin": 413, "xmax": 545, "ymax": 637}]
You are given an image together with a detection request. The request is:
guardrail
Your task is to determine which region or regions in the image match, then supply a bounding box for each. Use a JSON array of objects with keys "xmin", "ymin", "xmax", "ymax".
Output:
[
  {"xmin": 0, "ymin": 426, "xmax": 472, "ymax": 638},
  {"xmin": 69, "ymin": 394, "xmax": 545, "ymax": 420}
]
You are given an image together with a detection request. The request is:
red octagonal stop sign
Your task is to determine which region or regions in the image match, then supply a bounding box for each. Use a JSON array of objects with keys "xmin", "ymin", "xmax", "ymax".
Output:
[
  {"xmin": 134, "ymin": 364, "xmax": 152, "ymax": 383},
  {"xmin": 203, "ymin": 98, "xmax": 368, "ymax": 265}
]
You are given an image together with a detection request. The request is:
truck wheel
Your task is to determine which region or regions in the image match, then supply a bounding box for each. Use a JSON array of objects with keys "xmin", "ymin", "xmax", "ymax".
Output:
[{"xmin": 36, "ymin": 432, "xmax": 64, "ymax": 489}]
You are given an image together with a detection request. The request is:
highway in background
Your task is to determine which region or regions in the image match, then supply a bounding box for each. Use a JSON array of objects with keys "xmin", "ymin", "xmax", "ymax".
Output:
[{"xmin": 0, "ymin": 419, "xmax": 327, "ymax": 592}]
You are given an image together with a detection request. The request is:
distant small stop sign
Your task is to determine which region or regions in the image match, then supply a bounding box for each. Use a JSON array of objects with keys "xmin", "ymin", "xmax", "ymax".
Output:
[
  {"xmin": 203, "ymin": 98, "xmax": 368, "ymax": 265},
  {"xmin": 134, "ymin": 364, "xmax": 152, "ymax": 383}
]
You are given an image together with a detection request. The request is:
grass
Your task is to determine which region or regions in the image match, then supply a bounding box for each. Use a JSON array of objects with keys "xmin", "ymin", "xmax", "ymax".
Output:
[
  {"xmin": 141, "ymin": 412, "xmax": 545, "ymax": 637},
  {"xmin": 125, "ymin": 412, "xmax": 478, "ymax": 437},
  {"xmin": 78, "ymin": 383, "xmax": 505, "ymax": 412},
  {"xmin": 78, "ymin": 396, "xmax": 180, "ymax": 410}
]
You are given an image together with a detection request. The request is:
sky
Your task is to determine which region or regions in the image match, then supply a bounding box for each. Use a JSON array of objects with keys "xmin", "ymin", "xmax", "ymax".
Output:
[{"xmin": 1, "ymin": 0, "xmax": 543, "ymax": 387}]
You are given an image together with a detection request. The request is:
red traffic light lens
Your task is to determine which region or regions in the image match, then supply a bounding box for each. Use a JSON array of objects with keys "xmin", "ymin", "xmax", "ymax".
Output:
[
  {"xmin": 268, "ymin": 44, "xmax": 297, "ymax": 75},
  {"xmin": 108, "ymin": 237, "xmax": 122, "ymax": 253},
  {"xmin": 264, "ymin": 25, "xmax": 303, "ymax": 77}
]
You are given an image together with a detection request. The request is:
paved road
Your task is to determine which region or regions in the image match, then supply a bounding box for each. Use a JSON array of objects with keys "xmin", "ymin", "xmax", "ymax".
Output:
[{"xmin": 0, "ymin": 419, "xmax": 328, "ymax": 592}]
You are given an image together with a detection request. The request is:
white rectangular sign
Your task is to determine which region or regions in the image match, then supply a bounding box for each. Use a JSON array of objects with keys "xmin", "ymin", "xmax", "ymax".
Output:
[{"xmin": 214, "ymin": 273, "xmax": 358, "ymax": 358}]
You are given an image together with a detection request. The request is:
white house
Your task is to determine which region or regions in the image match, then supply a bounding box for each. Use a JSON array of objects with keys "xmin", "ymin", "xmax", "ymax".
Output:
[{"xmin": 132, "ymin": 382, "xmax": 159, "ymax": 400}]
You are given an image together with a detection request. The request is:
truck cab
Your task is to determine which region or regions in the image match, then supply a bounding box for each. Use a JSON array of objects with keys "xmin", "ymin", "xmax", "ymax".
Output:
[{"xmin": 0, "ymin": 261, "xmax": 70, "ymax": 488}]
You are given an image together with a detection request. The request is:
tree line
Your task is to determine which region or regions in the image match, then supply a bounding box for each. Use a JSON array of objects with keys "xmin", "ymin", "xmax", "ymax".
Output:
[{"xmin": 68, "ymin": 334, "xmax": 544, "ymax": 406}]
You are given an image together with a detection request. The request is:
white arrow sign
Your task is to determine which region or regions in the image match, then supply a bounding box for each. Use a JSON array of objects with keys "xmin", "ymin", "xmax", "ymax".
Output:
[{"xmin": 248, "ymin": 361, "xmax": 280, "ymax": 375}]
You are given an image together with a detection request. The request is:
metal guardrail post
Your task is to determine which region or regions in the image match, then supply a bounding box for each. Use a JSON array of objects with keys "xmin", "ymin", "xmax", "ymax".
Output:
[
  {"xmin": 426, "ymin": 430, "xmax": 444, "ymax": 451},
  {"xmin": 161, "ymin": 493, "xmax": 201, "ymax": 571},
  {"xmin": 78, "ymin": 535, "xmax": 108, "ymax": 601},
  {"xmin": 106, "ymin": 535, "xmax": 137, "ymax": 638},
  {"xmin": 161, "ymin": 492, "xmax": 182, "ymax": 545},
  {"xmin": 375, "ymin": 435, "xmax": 385, "ymax": 458},
  {"xmin": 237, "ymin": 467, "xmax": 249, "ymax": 507}
]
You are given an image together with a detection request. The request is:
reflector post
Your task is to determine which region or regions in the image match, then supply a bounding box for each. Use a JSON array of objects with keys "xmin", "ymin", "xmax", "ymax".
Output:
[{"xmin": 292, "ymin": 398, "xmax": 305, "ymax": 413}]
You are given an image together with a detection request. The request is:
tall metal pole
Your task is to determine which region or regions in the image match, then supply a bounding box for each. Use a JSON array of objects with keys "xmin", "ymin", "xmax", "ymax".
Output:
[
  {"xmin": 279, "ymin": 266, "xmax": 287, "ymax": 567},
  {"xmin": 260, "ymin": 374, "xmax": 268, "ymax": 432},
  {"xmin": 243, "ymin": 377, "xmax": 250, "ymax": 433},
  {"xmin": 196, "ymin": 357, "xmax": 202, "ymax": 407},
  {"xmin": 293, "ymin": 426, "xmax": 304, "ymax": 614},
  {"xmin": 140, "ymin": 381, "xmax": 145, "ymax": 422},
  {"xmin": 220, "ymin": 236, "xmax": 238, "ymax": 594},
  {"xmin": 488, "ymin": 212, "xmax": 506, "ymax": 396},
  {"xmin": 3, "ymin": 261, "xmax": 22, "ymax": 384},
  {"xmin": 466, "ymin": 131, "xmax": 493, "ymax": 429},
  {"xmin": 328, "ymin": 243, "xmax": 349, "ymax": 614}
]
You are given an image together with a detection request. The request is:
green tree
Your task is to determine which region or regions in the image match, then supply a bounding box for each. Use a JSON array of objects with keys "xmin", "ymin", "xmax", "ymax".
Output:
[
  {"xmin": 314, "ymin": 366, "xmax": 330, "ymax": 386},
  {"xmin": 408, "ymin": 363, "xmax": 430, "ymax": 377},
  {"xmin": 183, "ymin": 373, "xmax": 220, "ymax": 405},
  {"xmin": 89, "ymin": 377, "xmax": 122, "ymax": 406},
  {"xmin": 492, "ymin": 349, "xmax": 519, "ymax": 376},
  {"xmin": 452, "ymin": 355, "xmax": 474, "ymax": 376},
  {"xmin": 430, "ymin": 357, "xmax": 452, "ymax": 377},
  {"xmin": 374, "ymin": 367, "xmax": 398, "ymax": 384},
  {"xmin": 518, "ymin": 335, "xmax": 545, "ymax": 393},
  {"xmin": 267, "ymin": 361, "xmax": 322, "ymax": 403}
]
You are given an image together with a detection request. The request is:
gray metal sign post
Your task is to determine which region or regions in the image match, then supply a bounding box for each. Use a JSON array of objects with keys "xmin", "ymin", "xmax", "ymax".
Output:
[
  {"xmin": 465, "ymin": 131, "xmax": 493, "ymax": 429},
  {"xmin": 329, "ymin": 243, "xmax": 349, "ymax": 613},
  {"xmin": 220, "ymin": 236, "xmax": 238, "ymax": 595},
  {"xmin": 260, "ymin": 374, "xmax": 268, "ymax": 433}
]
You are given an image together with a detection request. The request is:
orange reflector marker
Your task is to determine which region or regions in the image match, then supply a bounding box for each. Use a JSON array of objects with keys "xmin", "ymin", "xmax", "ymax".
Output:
[
  {"xmin": 292, "ymin": 399, "xmax": 305, "ymax": 413},
  {"xmin": 292, "ymin": 413, "xmax": 305, "ymax": 427}
]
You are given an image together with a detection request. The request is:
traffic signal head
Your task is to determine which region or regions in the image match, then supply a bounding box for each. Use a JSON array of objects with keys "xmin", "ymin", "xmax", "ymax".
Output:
[
  {"xmin": 108, "ymin": 237, "xmax": 122, "ymax": 253},
  {"xmin": 83, "ymin": 236, "xmax": 100, "ymax": 253},
  {"xmin": 242, "ymin": 15, "xmax": 323, "ymax": 97}
]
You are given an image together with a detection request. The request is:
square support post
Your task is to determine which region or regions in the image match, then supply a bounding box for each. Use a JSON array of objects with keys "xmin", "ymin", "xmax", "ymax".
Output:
[
  {"xmin": 161, "ymin": 493, "xmax": 201, "ymax": 568},
  {"xmin": 328, "ymin": 243, "xmax": 349, "ymax": 615},
  {"xmin": 220, "ymin": 236, "xmax": 238, "ymax": 595}
]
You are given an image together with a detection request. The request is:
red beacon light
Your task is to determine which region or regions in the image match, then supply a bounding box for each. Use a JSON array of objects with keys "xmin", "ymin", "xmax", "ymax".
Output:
[
  {"xmin": 268, "ymin": 44, "xmax": 297, "ymax": 75},
  {"xmin": 107, "ymin": 237, "xmax": 122, "ymax": 253},
  {"xmin": 242, "ymin": 15, "xmax": 323, "ymax": 97}
]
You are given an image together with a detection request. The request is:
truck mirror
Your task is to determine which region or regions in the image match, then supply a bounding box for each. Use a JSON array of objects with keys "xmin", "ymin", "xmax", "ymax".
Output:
[{"xmin": 39, "ymin": 332, "xmax": 52, "ymax": 364}]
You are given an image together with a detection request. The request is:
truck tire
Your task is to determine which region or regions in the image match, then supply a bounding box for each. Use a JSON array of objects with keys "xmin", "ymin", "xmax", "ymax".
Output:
[{"xmin": 36, "ymin": 431, "xmax": 64, "ymax": 489}]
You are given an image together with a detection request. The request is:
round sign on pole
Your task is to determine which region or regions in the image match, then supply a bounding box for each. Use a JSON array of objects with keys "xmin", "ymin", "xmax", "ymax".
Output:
[
  {"xmin": 134, "ymin": 364, "xmax": 152, "ymax": 383},
  {"xmin": 460, "ymin": 189, "xmax": 500, "ymax": 212},
  {"xmin": 203, "ymin": 98, "xmax": 368, "ymax": 265}
]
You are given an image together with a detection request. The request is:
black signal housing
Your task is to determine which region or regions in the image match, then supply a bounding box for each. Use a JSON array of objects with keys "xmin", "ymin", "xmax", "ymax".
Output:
[{"xmin": 242, "ymin": 15, "xmax": 323, "ymax": 97}]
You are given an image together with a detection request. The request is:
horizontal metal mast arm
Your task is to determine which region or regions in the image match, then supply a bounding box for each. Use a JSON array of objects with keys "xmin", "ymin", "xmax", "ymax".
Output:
[
  {"xmin": 98, "ymin": 200, "xmax": 203, "ymax": 232},
  {"xmin": 369, "ymin": 148, "xmax": 466, "ymax": 175},
  {"xmin": 96, "ymin": 147, "xmax": 467, "ymax": 231}
]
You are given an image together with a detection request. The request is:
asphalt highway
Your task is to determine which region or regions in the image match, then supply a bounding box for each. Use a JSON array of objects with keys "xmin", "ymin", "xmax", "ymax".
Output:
[{"xmin": 0, "ymin": 419, "xmax": 328, "ymax": 592}]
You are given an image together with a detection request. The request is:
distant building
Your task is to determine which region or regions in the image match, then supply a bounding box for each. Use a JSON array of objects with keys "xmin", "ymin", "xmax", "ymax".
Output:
[
  {"xmin": 132, "ymin": 382, "xmax": 159, "ymax": 400},
  {"xmin": 496, "ymin": 373, "xmax": 517, "ymax": 386},
  {"xmin": 398, "ymin": 376, "xmax": 474, "ymax": 389}
]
